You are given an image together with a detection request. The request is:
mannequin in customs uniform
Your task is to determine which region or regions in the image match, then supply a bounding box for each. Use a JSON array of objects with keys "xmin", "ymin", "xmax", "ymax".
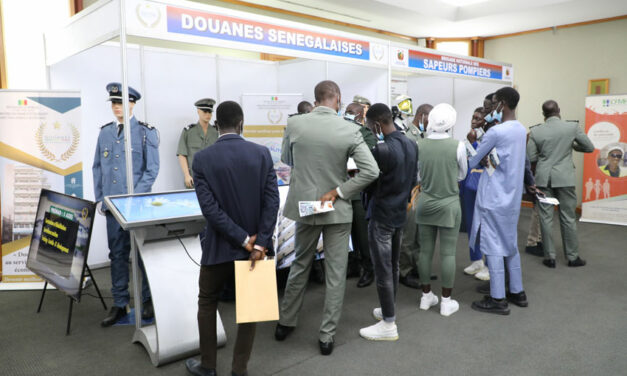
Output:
[
  {"xmin": 93, "ymin": 83, "xmax": 160, "ymax": 327},
  {"xmin": 177, "ymin": 98, "xmax": 219, "ymax": 188}
]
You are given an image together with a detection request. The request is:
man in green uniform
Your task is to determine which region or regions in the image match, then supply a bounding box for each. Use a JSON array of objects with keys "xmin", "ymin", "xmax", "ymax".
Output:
[
  {"xmin": 399, "ymin": 103, "xmax": 432, "ymax": 289},
  {"xmin": 353, "ymin": 94, "xmax": 371, "ymax": 114},
  {"xmin": 527, "ymin": 100, "xmax": 594, "ymax": 268},
  {"xmin": 177, "ymin": 98, "xmax": 219, "ymax": 188},
  {"xmin": 275, "ymin": 81, "xmax": 379, "ymax": 356},
  {"xmin": 345, "ymin": 102, "xmax": 377, "ymax": 287}
]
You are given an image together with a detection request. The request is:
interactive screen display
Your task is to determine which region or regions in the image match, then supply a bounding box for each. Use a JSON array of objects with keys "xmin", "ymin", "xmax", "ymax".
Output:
[
  {"xmin": 108, "ymin": 190, "xmax": 202, "ymax": 226},
  {"xmin": 26, "ymin": 189, "xmax": 96, "ymax": 301}
]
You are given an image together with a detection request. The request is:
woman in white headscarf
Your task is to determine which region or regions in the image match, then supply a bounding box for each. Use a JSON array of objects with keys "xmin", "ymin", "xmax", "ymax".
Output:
[{"xmin": 415, "ymin": 103, "xmax": 468, "ymax": 317}]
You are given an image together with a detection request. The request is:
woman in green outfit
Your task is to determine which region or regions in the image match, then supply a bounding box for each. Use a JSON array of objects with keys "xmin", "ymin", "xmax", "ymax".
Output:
[{"xmin": 415, "ymin": 103, "xmax": 468, "ymax": 317}]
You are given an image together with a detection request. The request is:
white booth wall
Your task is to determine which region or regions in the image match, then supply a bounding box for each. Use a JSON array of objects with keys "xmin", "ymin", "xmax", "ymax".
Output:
[
  {"xmin": 403, "ymin": 73, "xmax": 505, "ymax": 140},
  {"xmin": 277, "ymin": 59, "xmax": 388, "ymax": 106},
  {"xmin": 49, "ymin": 44, "xmax": 281, "ymax": 266}
]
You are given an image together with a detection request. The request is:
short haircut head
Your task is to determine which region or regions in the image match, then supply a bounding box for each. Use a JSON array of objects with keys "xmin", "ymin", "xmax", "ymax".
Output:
[
  {"xmin": 416, "ymin": 103, "xmax": 433, "ymax": 116},
  {"xmin": 216, "ymin": 101, "xmax": 243, "ymax": 130},
  {"xmin": 314, "ymin": 80, "xmax": 341, "ymax": 103},
  {"xmin": 365, "ymin": 103, "xmax": 393, "ymax": 125},
  {"xmin": 485, "ymin": 93, "xmax": 495, "ymax": 101},
  {"xmin": 297, "ymin": 101, "xmax": 313, "ymax": 114},
  {"xmin": 542, "ymin": 100, "xmax": 559, "ymax": 117},
  {"xmin": 495, "ymin": 87, "xmax": 520, "ymax": 110},
  {"xmin": 345, "ymin": 102, "xmax": 364, "ymax": 117},
  {"xmin": 474, "ymin": 107, "xmax": 484, "ymax": 114}
]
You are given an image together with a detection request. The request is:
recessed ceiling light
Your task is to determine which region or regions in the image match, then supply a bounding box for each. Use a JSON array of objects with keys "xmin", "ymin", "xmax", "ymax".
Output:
[{"xmin": 439, "ymin": 0, "xmax": 489, "ymax": 6}]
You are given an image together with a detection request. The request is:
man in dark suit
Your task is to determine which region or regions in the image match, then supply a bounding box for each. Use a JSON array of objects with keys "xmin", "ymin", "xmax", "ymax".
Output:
[{"xmin": 185, "ymin": 101, "xmax": 280, "ymax": 376}]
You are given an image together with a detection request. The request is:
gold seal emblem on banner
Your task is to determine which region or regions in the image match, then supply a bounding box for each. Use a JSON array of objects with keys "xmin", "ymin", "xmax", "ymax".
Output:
[{"xmin": 35, "ymin": 121, "xmax": 80, "ymax": 162}]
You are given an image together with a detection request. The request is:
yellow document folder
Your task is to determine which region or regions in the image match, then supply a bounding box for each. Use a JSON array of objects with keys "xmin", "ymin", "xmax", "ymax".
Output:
[{"xmin": 234, "ymin": 259, "xmax": 279, "ymax": 324}]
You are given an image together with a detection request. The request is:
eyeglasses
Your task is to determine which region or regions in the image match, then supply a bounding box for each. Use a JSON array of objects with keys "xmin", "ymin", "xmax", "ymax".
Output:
[{"xmin": 609, "ymin": 153, "xmax": 623, "ymax": 159}]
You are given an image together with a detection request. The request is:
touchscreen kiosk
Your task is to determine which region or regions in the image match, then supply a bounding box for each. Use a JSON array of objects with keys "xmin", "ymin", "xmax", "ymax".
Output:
[{"xmin": 104, "ymin": 190, "xmax": 225, "ymax": 366}]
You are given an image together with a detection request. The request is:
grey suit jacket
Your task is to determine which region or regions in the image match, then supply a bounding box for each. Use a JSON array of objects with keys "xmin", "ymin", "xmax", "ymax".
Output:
[
  {"xmin": 527, "ymin": 116, "xmax": 594, "ymax": 188},
  {"xmin": 281, "ymin": 106, "xmax": 379, "ymax": 224}
]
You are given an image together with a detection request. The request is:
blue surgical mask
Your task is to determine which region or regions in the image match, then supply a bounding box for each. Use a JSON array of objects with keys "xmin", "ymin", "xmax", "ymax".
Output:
[
  {"xmin": 484, "ymin": 112, "xmax": 494, "ymax": 123},
  {"xmin": 344, "ymin": 113, "xmax": 356, "ymax": 121},
  {"xmin": 377, "ymin": 132, "xmax": 385, "ymax": 141},
  {"xmin": 418, "ymin": 122, "xmax": 425, "ymax": 132},
  {"xmin": 493, "ymin": 103, "xmax": 503, "ymax": 123},
  {"xmin": 337, "ymin": 99, "xmax": 342, "ymax": 116}
]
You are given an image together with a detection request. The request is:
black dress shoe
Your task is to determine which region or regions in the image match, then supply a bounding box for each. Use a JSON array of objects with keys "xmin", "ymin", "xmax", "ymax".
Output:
[
  {"xmin": 525, "ymin": 244, "xmax": 544, "ymax": 257},
  {"xmin": 399, "ymin": 274, "xmax": 421, "ymax": 289},
  {"xmin": 542, "ymin": 259, "xmax": 556, "ymax": 268},
  {"xmin": 274, "ymin": 323, "xmax": 295, "ymax": 341},
  {"xmin": 319, "ymin": 338, "xmax": 334, "ymax": 355},
  {"xmin": 568, "ymin": 257, "xmax": 586, "ymax": 267},
  {"xmin": 506, "ymin": 291, "xmax": 528, "ymax": 307},
  {"xmin": 101, "ymin": 305, "xmax": 128, "ymax": 327},
  {"xmin": 185, "ymin": 358, "xmax": 216, "ymax": 376},
  {"xmin": 357, "ymin": 270, "xmax": 374, "ymax": 288},
  {"xmin": 232, "ymin": 372, "xmax": 248, "ymax": 376},
  {"xmin": 471, "ymin": 295, "xmax": 510, "ymax": 315},
  {"xmin": 142, "ymin": 299, "xmax": 154, "ymax": 320}
]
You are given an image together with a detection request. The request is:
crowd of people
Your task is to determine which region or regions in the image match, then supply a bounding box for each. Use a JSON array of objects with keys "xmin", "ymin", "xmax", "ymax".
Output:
[{"xmin": 90, "ymin": 80, "xmax": 595, "ymax": 376}]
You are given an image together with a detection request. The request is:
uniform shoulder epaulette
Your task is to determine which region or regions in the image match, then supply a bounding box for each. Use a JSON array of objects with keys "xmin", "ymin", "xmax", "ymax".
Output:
[
  {"xmin": 184, "ymin": 123, "xmax": 196, "ymax": 130},
  {"xmin": 288, "ymin": 113, "xmax": 301, "ymax": 118},
  {"xmin": 529, "ymin": 123, "xmax": 541, "ymax": 129},
  {"xmin": 139, "ymin": 121, "xmax": 154, "ymax": 130},
  {"xmin": 100, "ymin": 121, "xmax": 115, "ymax": 129}
]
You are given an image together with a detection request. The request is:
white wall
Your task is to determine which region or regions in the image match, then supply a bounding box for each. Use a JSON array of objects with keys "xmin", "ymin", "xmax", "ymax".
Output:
[
  {"xmin": 484, "ymin": 18, "xmax": 627, "ymax": 203},
  {"xmin": 48, "ymin": 44, "xmax": 280, "ymax": 266},
  {"xmin": 2, "ymin": 0, "xmax": 70, "ymax": 89},
  {"xmin": 327, "ymin": 62, "xmax": 388, "ymax": 106},
  {"xmin": 278, "ymin": 60, "xmax": 326, "ymax": 103}
]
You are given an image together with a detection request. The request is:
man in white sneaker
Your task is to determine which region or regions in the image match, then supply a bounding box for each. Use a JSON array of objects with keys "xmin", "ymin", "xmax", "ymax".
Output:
[{"xmin": 358, "ymin": 104, "xmax": 417, "ymax": 341}]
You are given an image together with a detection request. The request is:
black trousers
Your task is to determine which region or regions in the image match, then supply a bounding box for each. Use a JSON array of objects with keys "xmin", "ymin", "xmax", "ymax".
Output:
[{"xmin": 198, "ymin": 262, "xmax": 256, "ymax": 374}]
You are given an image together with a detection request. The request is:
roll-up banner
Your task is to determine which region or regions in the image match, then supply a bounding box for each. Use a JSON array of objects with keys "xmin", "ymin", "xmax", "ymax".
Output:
[
  {"xmin": 0, "ymin": 90, "xmax": 83, "ymax": 289},
  {"xmin": 581, "ymin": 95, "xmax": 627, "ymax": 226}
]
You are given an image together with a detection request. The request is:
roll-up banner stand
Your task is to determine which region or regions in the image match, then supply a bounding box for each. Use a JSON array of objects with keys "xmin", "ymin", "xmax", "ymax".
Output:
[
  {"xmin": 581, "ymin": 95, "xmax": 627, "ymax": 226},
  {"xmin": 0, "ymin": 90, "xmax": 83, "ymax": 290}
]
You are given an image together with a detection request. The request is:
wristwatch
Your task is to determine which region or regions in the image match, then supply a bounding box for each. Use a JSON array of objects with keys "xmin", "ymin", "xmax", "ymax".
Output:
[{"xmin": 241, "ymin": 235, "xmax": 250, "ymax": 248}]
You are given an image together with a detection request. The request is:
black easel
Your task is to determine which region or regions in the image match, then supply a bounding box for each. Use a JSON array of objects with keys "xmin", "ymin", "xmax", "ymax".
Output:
[{"xmin": 37, "ymin": 265, "xmax": 107, "ymax": 335}]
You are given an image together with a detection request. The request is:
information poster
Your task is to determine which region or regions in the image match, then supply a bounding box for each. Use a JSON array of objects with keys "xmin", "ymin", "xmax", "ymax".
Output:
[
  {"xmin": 0, "ymin": 90, "xmax": 82, "ymax": 289},
  {"xmin": 581, "ymin": 95, "xmax": 627, "ymax": 226},
  {"xmin": 26, "ymin": 190, "xmax": 95, "ymax": 300},
  {"xmin": 241, "ymin": 94, "xmax": 302, "ymax": 186}
]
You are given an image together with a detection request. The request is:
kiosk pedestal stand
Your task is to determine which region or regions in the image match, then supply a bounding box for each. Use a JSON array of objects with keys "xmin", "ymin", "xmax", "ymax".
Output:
[{"xmin": 105, "ymin": 190, "xmax": 226, "ymax": 366}]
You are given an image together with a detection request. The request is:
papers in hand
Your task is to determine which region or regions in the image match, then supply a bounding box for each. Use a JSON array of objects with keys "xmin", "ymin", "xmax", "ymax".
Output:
[
  {"xmin": 537, "ymin": 194, "xmax": 560, "ymax": 206},
  {"xmin": 299, "ymin": 201, "xmax": 335, "ymax": 217}
]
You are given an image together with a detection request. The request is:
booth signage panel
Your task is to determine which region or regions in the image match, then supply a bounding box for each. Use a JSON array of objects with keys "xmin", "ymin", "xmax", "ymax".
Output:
[
  {"xmin": 0, "ymin": 90, "xmax": 83, "ymax": 288},
  {"xmin": 407, "ymin": 49, "xmax": 513, "ymax": 82},
  {"xmin": 241, "ymin": 94, "xmax": 302, "ymax": 186},
  {"xmin": 581, "ymin": 94, "xmax": 627, "ymax": 226},
  {"xmin": 127, "ymin": 0, "xmax": 388, "ymax": 65}
]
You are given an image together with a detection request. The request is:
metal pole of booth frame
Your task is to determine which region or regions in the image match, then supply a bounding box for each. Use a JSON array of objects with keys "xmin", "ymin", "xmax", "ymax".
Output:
[{"xmin": 118, "ymin": 0, "xmax": 142, "ymax": 329}]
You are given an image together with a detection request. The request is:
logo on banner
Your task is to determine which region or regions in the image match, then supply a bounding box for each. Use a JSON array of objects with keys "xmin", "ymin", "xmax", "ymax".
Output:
[
  {"xmin": 18, "ymin": 99, "xmax": 28, "ymax": 106},
  {"xmin": 502, "ymin": 66, "xmax": 513, "ymax": 81},
  {"xmin": 371, "ymin": 44, "xmax": 385, "ymax": 62},
  {"xmin": 35, "ymin": 122, "xmax": 80, "ymax": 162},
  {"xmin": 391, "ymin": 48, "xmax": 409, "ymax": 67},
  {"xmin": 603, "ymin": 98, "xmax": 627, "ymax": 107},
  {"xmin": 137, "ymin": 2, "xmax": 161, "ymax": 28},
  {"xmin": 267, "ymin": 110, "xmax": 283, "ymax": 125}
]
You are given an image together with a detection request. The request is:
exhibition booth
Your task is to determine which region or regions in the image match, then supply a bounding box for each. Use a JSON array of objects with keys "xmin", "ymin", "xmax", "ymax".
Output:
[
  {"xmin": 42, "ymin": 0, "xmax": 513, "ymax": 268},
  {"xmin": 0, "ymin": 0, "xmax": 516, "ymax": 366}
]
